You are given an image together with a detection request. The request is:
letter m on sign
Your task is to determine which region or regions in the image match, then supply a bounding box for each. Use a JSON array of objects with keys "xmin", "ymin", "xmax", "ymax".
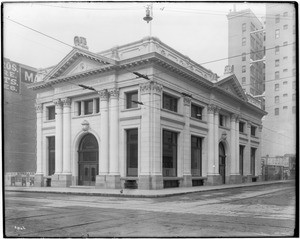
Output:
[{"xmin": 21, "ymin": 67, "xmax": 37, "ymax": 83}]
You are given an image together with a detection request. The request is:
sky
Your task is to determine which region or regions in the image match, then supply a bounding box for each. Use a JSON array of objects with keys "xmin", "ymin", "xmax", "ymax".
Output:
[{"xmin": 3, "ymin": 2, "xmax": 267, "ymax": 76}]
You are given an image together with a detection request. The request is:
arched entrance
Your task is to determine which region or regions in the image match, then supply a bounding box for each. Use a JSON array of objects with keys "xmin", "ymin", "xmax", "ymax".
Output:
[
  {"xmin": 78, "ymin": 134, "xmax": 99, "ymax": 186},
  {"xmin": 219, "ymin": 142, "xmax": 226, "ymax": 184}
]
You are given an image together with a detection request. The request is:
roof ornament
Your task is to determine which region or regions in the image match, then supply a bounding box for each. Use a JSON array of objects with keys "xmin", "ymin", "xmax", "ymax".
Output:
[
  {"xmin": 74, "ymin": 36, "xmax": 88, "ymax": 50},
  {"xmin": 224, "ymin": 65, "xmax": 234, "ymax": 75}
]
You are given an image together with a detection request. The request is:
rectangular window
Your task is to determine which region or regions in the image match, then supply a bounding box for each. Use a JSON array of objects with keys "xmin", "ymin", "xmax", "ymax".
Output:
[
  {"xmin": 219, "ymin": 114, "xmax": 226, "ymax": 127},
  {"xmin": 239, "ymin": 145, "xmax": 245, "ymax": 175},
  {"xmin": 275, "ymin": 71, "xmax": 280, "ymax": 79},
  {"xmin": 84, "ymin": 99, "xmax": 93, "ymax": 115},
  {"xmin": 275, "ymin": 45, "xmax": 279, "ymax": 54},
  {"xmin": 242, "ymin": 37, "xmax": 246, "ymax": 46},
  {"xmin": 292, "ymin": 81, "xmax": 296, "ymax": 89},
  {"xmin": 242, "ymin": 65, "xmax": 246, "ymax": 73},
  {"xmin": 242, "ymin": 53, "xmax": 246, "ymax": 61},
  {"xmin": 283, "ymin": 106, "xmax": 288, "ymax": 110},
  {"xmin": 191, "ymin": 104, "xmax": 203, "ymax": 120},
  {"xmin": 293, "ymin": 68, "xmax": 296, "ymax": 76},
  {"xmin": 251, "ymin": 126, "xmax": 256, "ymax": 136},
  {"xmin": 242, "ymin": 23, "xmax": 246, "ymax": 32},
  {"xmin": 191, "ymin": 136, "xmax": 202, "ymax": 177},
  {"xmin": 77, "ymin": 102, "xmax": 81, "ymax": 116},
  {"xmin": 47, "ymin": 106, "xmax": 55, "ymax": 120},
  {"xmin": 126, "ymin": 129, "xmax": 138, "ymax": 177},
  {"xmin": 275, "ymin": 84, "xmax": 279, "ymax": 91},
  {"xmin": 283, "ymin": 12, "xmax": 288, "ymax": 17},
  {"xmin": 163, "ymin": 93, "xmax": 178, "ymax": 112},
  {"xmin": 275, "ymin": 14, "xmax": 280, "ymax": 23},
  {"xmin": 283, "ymin": 93, "xmax": 288, "ymax": 97},
  {"xmin": 242, "ymin": 77, "xmax": 246, "ymax": 85},
  {"xmin": 283, "ymin": 69, "xmax": 288, "ymax": 73},
  {"xmin": 292, "ymin": 94, "xmax": 295, "ymax": 101},
  {"xmin": 292, "ymin": 106, "xmax": 296, "ymax": 114},
  {"xmin": 275, "ymin": 29, "xmax": 280, "ymax": 39},
  {"xmin": 95, "ymin": 98, "xmax": 100, "ymax": 113},
  {"xmin": 275, "ymin": 59, "xmax": 280, "ymax": 67},
  {"xmin": 250, "ymin": 148, "xmax": 256, "ymax": 176},
  {"xmin": 275, "ymin": 96, "xmax": 279, "ymax": 103},
  {"xmin": 283, "ymin": 24, "xmax": 288, "ymax": 30},
  {"xmin": 163, "ymin": 130, "xmax": 177, "ymax": 177},
  {"xmin": 283, "ymin": 41, "xmax": 288, "ymax": 46},
  {"xmin": 283, "ymin": 81, "xmax": 288, "ymax": 85},
  {"xmin": 48, "ymin": 136, "xmax": 55, "ymax": 176},
  {"xmin": 126, "ymin": 91, "xmax": 138, "ymax": 109},
  {"xmin": 275, "ymin": 108, "xmax": 279, "ymax": 115},
  {"xmin": 239, "ymin": 121, "xmax": 245, "ymax": 133}
]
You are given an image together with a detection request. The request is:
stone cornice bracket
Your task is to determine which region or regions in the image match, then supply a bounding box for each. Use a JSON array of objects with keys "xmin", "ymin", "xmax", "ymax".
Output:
[
  {"xmin": 99, "ymin": 89, "xmax": 109, "ymax": 101},
  {"xmin": 258, "ymin": 125, "xmax": 263, "ymax": 132},
  {"xmin": 183, "ymin": 95, "xmax": 192, "ymax": 106},
  {"xmin": 53, "ymin": 99, "xmax": 63, "ymax": 109},
  {"xmin": 207, "ymin": 104, "xmax": 216, "ymax": 114},
  {"xmin": 61, "ymin": 98, "xmax": 71, "ymax": 108},
  {"xmin": 108, "ymin": 88, "xmax": 119, "ymax": 99},
  {"xmin": 35, "ymin": 103, "xmax": 43, "ymax": 113},
  {"xmin": 235, "ymin": 114, "xmax": 241, "ymax": 122},
  {"xmin": 140, "ymin": 81, "xmax": 163, "ymax": 95}
]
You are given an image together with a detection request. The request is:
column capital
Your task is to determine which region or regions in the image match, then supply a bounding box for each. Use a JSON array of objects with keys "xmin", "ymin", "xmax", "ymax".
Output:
[
  {"xmin": 99, "ymin": 89, "xmax": 109, "ymax": 101},
  {"xmin": 61, "ymin": 98, "xmax": 71, "ymax": 108},
  {"xmin": 108, "ymin": 88, "xmax": 119, "ymax": 99},
  {"xmin": 207, "ymin": 104, "xmax": 215, "ymax": 114},
  {"xmin": 235, "ymin": 114, "xmax": 241, "ymax": 122},
  {"xmin": 35, "ymin": 103, "xmax": 43, "ymax": 113},
  {"xmin": 247, "ymin": 121, "xmax": 252, "ymax": 128},
  {"xmin": 183, "ymin": 96, "xmax": 192, "ymax": 106},
  {"xmin": 53, "ymin": 99, "xmax": 63, "ymax": 109},
  {"xmin": 140, "ymin": 81, "xmax": 163, "ymax": 94},
  {"xmin": 214, "ymin": 106, "xmax": 221, "ymax": 115},
  {"xmin": 230, "ymin": 113, "xmax": 238, "ymax": 122}
]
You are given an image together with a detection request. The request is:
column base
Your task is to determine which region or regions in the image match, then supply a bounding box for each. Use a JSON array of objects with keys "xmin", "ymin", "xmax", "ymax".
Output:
[
  {"xmin": 182, "ymin": 175, "xmax": 192, "ymax": 187},
  {"xmin": 95, "ymin": 175, "xmax": 108, "ymax": 189},
  {"xmin": 51, "ymin": 174, "xmax": 72, "ymax": 187},
  {"xmin": 106, "ymin": 175, "xmax": 121, "ymax": 189},
  {"xmin": 229, "ymin": 174, "xmax": 242, "ymax": 184},
  {"xmin": 138, "ymin": 175, "xmax": 151, "ymax": 190},
  {"xmin": 151, "ymin": 175, "xmax": 163, "ymax": 190},
  {"xmin": 205, "ymin": 174, "xmax": 222, "ymax": 186},
  {"xmin": 34, "ymin": 174, "xmax": 44, "ymax": 187}
]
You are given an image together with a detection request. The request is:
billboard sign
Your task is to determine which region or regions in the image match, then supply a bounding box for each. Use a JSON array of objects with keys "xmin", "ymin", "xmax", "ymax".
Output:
[
  {"xmin": 3, "ymin": 58, "xmax": 20, "ymax": 94},
  {"xmin": 20, "ymin": 67, "xmax": 37, "ymax": 83}
]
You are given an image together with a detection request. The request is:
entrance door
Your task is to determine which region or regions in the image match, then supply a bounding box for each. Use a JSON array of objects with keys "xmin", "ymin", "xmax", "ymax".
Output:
[
  {"xmin": 78, "ymin": 134, "xmax": 99, "ymax": 186},
  {"xmin": 219, "ymin": 142, "xmax": 226, "ymax": 184}
]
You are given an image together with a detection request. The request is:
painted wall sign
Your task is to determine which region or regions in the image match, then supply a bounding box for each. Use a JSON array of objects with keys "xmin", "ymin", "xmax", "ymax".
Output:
[
  {"xmin": 3, "ymin": 58, "xmax": 20, "ymax": 94},
  {"xmin": 20, "ymin": 67, "xmax": 37, "ymax": 83}
]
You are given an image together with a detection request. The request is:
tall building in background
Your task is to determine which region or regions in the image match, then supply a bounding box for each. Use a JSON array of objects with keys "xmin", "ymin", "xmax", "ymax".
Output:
[
  {"xmin": 227, "ymin": 8, "xmax": 265, "ymax": 96},
  {"xmin": 262, "ymin": 3, "xmax": 296, "ymax": 158}
]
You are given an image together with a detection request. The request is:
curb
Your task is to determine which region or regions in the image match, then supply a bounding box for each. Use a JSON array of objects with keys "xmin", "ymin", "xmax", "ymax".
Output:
[{"xmin": 5, "ymin": 180, "xmax": 293, "ymax": 198}]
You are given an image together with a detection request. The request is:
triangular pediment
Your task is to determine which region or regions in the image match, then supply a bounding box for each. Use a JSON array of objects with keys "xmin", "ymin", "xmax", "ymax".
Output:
[
  {"xmin": 214, "ymin": 74, "xmax": 248, "ymax": 101},
  {"xmin": 44, "ymin": 48, "xmax": 116, "ymax": 81}
]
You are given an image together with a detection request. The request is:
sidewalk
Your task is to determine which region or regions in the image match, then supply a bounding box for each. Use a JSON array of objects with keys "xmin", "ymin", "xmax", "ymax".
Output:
[{"xmin": 5, "ymin": 180, "xmax": 293, "ymax": 198}]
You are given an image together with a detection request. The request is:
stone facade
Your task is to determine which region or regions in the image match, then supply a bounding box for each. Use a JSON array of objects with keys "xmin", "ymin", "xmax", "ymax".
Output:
[{"xmin": 28, "ymin": 37, "xmax": 266, "ymax": 189}]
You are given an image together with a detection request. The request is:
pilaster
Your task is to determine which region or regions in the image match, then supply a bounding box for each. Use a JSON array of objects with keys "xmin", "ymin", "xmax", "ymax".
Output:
[
  {"xmin": 207, "ymin": 104, "xmax": 215, "ymax": 175},
  {"xmin": 53, "ymin": 99, "xmax": 63, "ymax": 174},
  {"xmin": 96, "ymin": 89, "xmax": 109, "ymax": 188},
  {"xmin": 182, "ymin": 95, "xmax": 192, "ymax": 187},
  {"xmin": 214, "ymin": 106, "xmax": 220, "ymax": 175},
  {"xmin": 34, "ymin": 102, "xmax": 44, "ymax": 186},
  {"xmin": 62, "ymin": 98, "xmax": 71, "ymax": 174},
  {"xmin": 107, "ymin": 88, "xmax": 121, "ymax": 188}
]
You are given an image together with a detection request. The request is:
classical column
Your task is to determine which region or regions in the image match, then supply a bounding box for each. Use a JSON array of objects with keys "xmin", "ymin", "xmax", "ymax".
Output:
[
  {"xmin": 214, "ymin": 107, "xmax": 220, "ymax": 175},
  {"xmin": 54, "ymin": 99, "xmax": 63, "ymax": 174},
  {"xmin": 230, "ymin": 114, "xmax": 237, "ymax": 176},
  {"xmin": 245, "ymin": 121, "xmax": 252, "ymax": 182},
  {"xmin": 182, "ymin": 95, "xmax": 192, "ymax": 187},
  {"xmin": 34, "ymin": 102, "xmax": 44, "ymax": 187},
  {"xmin": 107, "ymin": 87, "xmax": 121, "ymax": 188},
  {"xmin": 257, "ymin": 125, "xmax": 263, "ymax": 181},
  {"xmin": 235, "ymin": 115, "xmax": 240, "ymax": 174},
  {"xmin": 92, "ymin": 98, "xmax": 97, "ymax": 114},
  {"xmin": 96, "ymin": 90, "xmax": 109, "ymax": 188},
  {"xmin": 206, "ymin": 105, "xmax": 215, "ymax": 181},
  {"xmin": 80, "ymin": 101, "xmax": 84, "ymax": 116}
]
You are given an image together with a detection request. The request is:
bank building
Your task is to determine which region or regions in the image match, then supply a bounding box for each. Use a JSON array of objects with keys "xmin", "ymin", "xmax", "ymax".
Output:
[{"xmin": 28, "ymin": 36, "xmax": 266, "ymax": 189}]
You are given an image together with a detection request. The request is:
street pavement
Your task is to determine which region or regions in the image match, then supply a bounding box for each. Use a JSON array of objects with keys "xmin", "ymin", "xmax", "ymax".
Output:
[{"xmin": 4, "ymin": 181, "xmax": 296, "ymax": 237}]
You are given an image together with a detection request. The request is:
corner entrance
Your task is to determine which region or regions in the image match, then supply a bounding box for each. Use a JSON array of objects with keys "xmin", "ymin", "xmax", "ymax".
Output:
[
  {"xmin": 78, "ymin": 134, "xmax": 99, "ymax": 186},
  {"xmin": 219, "ymin": 142, "xmax": 226, "ymax": 184}
]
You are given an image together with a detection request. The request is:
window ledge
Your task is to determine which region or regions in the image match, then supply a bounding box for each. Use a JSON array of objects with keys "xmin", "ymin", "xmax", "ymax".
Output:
[
  {"xmin": 120, "ymin": 177, "xmax": 138, "ymax": 181},
  {"xmin": 239, "ymin": 132, "xmax": 248, "ymax": 136},
  {"xmin": 161, "ymin": 108, "xmax": 183, "ymax": 117},
  {"xmin": 190, "ymin": 117, "xmax": 207, "ymax": 124},
  {"xmin": 219, "ymin": 126, "xmax": 230, "ymax": 130},
  {"xmin": 163, "ymin": 177, "xmax": 183, "ymax": 180},
  {"xmin": 191, "ymin": 176, "xmax": 207, "ymax": 180},
  {"xmin": 121, "ymin": 107, "xmax": 141, "ymax": 113},
  {"xmin": 44, "ymin": 119, "xmax": 55, "ymax": 123},
  {"xmin": 72, "ymin": 113, "xmax": 100, "ymax": 119}
]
